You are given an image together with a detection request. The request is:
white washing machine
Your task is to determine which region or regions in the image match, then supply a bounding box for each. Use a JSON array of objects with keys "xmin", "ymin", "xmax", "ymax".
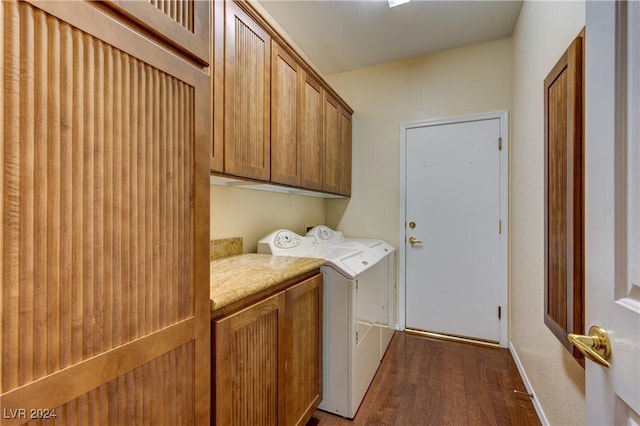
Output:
[
  {"xmin": 306, "ymin": 225, "xmax": 397, "ymax": 359},
  {"xmin": 257, "ymin": 230, "xmax": 383, "ymax": 419}
]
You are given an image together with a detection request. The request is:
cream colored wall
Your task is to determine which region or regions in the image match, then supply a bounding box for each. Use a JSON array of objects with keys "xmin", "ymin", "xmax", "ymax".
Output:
[
  {"xmin": 210, "ymin": 185, "xmax": 325, "ymax": 253},
  {"xmin": 325, "ymin": 38, "xmax": 511, "ymax": 247},
  {"xmin": 510, "ymin": 1, "xmax": 585, "ymax": 424}
]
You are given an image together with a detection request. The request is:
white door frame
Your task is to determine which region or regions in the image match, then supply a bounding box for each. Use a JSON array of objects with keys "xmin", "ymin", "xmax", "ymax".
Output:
[{"xmin": 398, "ymin": 110, "xmax": 509, "ymax": 348}]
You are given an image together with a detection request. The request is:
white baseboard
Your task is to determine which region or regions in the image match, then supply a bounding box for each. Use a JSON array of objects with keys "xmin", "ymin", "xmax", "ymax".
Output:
[{"xmin": 509, "ymin": 341, "xmax": 549, "ymax": 426}]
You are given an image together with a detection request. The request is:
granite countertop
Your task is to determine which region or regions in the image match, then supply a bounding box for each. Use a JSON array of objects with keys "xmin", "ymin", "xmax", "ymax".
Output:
[{"xmin": 210, "ymin": 253, "xmax": 325, "ymax": 318}]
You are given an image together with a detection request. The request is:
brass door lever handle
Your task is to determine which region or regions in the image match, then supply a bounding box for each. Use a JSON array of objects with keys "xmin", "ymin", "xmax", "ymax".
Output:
[
  {"xmin": 408, "ymin": 236, "xmax": 422, "ymax": 246},
  {"xmin": 568, "ymin": 326, "xmax": 611, "ymax": 368}
]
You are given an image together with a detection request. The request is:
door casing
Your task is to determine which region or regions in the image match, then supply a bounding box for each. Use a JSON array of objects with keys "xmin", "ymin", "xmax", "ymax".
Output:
[{"xmin": 398, "ymin": 110, "xmax": 509, "ymax": 347}]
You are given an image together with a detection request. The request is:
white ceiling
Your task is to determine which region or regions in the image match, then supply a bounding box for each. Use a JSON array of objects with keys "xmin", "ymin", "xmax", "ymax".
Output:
[{"xmin": 257, "ymin": 0, "xmax": 523, "ymax": 75}]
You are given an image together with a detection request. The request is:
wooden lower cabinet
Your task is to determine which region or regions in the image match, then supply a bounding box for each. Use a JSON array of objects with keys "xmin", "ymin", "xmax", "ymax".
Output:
[
  {"xmin": 214, "ymin": 292, "xmax": 285, "ymax": 425},
  {"xmin": 213, "ymin": 273, "xmax": 322, "ymax": 426},
  {"xmin": 284, "ymin": 276, "xmax": 323, "ymax": 426}
]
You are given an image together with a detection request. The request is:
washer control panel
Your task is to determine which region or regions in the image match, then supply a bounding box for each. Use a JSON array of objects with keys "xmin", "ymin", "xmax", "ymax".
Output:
[
  {"xmin": 307, "ymin": 225, "xmax": 344, "ymax": 243},
  {"xmin": 274, "ymin": 230, "xmax": 301, "ymax": 249},
  {"xmin": 317, "ymin": 225, "xmax": 335, "ymax": 240}
]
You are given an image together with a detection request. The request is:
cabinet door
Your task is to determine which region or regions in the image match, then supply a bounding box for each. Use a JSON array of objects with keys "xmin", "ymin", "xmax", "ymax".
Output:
[
  {"xmin": 1, "ymin": 1, "xmax": 211, "ymax": 424},
  {"xmin": 224, "ymin": 1, "xmax": 271, "ymax": 181},
  {"xmin": 300, "ymin": 72, "xmax": 324, "ymax": 191},
  {"xmin": 211, "ymin": 0, "xmax": 224, "ymax": 172},
  {"xmin": 215, "ymin": 292, "xmax": 286, "ymax": 426},
  {"xmin": 339, "ymin": 108, "xmax": 353, "ymax": 196},
  {"xmin": 271, "ymin": 41, "xmax": 300, "ymax": 186},
  {"xmin": 323, "ymin": 93, "xmax": 341, "ymax": 194},
  {"xmin": 101, "ymin": 0, "xmax": 209, "ymax": 64},
  {"xmin": 285, "ymin": 274, "xmax": 323, "ymax": 426}
]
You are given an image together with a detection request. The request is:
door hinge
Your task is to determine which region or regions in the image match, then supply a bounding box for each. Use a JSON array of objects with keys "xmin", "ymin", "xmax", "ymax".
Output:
[
  {"xmin": 356, "ymin": 280, "xmax": 359, "ymax": 290},
  {"xmin": 356, "ymin": 330, "xmax": 359, "ymax": 344},
  {"xmin": 498, "ymin": 306, "xmax": 502, "ymax": 320},
  {"xmin": 498, "ymin": 220, "xmax": 502, "ymax": 234},
  {"xmin": 498, "ymin": 137, "xmax": 503, "ymax": 151}
]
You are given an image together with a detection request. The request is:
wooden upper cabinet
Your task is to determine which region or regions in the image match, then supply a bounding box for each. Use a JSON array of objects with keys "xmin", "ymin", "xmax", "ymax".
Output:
[
  {"xmin": 300, "ymin": 72, "xmax": 324, "ymax": 191},
  {"xmin": 100, "ymin": 0, "xmax": 210, "ymax": 65},
  {"xmin": 211, "ymin": 0, "xmax": 352, "ymax": 195},
  {"xmin": 339, "ymin": 109, "xmax": 353, "ymax": 196},
  {"xmin": 323, "ymin": 93, "xmax": 352, "ymax": 196},
  {"xmin": 224, "ymin": 0, "xmax": 271, "ymax": 181},
  {"xmin": 323, "ymin": 94, "xmax": 341, "ymax": 194},
  {"xmin": 272, "ymin": 41, "xmax": 326, "ymax": 191},
  {"xmin": 212, "ymin": 0, "xmax": 225, "ymax": 173},
  {"xmin": 271, "ymin": 41, "xmax": 301, "ymax": 186}
]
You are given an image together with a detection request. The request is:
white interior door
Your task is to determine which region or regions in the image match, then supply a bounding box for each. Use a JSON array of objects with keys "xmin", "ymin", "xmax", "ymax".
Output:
[
  {"xmin": 584, "ymin": 1, "xmax": 640, "ymax": 424},
  {"xmin": 404, "ymin": 115, "xmax": 506, "ymax": 344}
]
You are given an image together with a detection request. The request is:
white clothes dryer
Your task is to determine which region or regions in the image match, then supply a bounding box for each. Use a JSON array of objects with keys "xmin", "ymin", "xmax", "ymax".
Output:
[{"xmin": 306, "ymin": 225, "xmax": 397, "ymax": 359}]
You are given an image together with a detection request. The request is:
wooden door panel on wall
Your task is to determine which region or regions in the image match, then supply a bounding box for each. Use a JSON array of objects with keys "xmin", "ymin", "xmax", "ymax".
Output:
[
  {"xmin": 544, "ymin": 31, "xmax": 584, "ymax": 363},
  {"xmin": 0, "ymin": 1, "xmax": 210, "ymax": 424},
  {"xmin": 100, "ymin": 0, "xmax": 210, "ymax": 65},
  {"xmin": 300, "ymin": 73, "xmax": 324, "ymax": 191},
  {"xmin": 547, "ymin": 69, "xmax": 569, "ymax": 327},
  {"xmin": 271, "ymin": 41, "xmax": 300, "ymax": 187},
  {"xmin": 224, "ymin": 0, "xmax": 271, "ymax": 181}
]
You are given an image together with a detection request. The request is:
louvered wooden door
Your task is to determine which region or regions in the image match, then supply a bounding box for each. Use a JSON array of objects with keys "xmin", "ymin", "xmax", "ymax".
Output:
[{"xmin": 0, "ymin": 1, "xmax": 210, "ymax": 424}]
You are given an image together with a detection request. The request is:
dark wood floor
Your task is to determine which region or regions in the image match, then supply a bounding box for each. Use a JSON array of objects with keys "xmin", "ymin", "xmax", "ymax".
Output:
[{"xmin": 309, "ymin": 332, "xmax": 540, "ymax": 426}]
